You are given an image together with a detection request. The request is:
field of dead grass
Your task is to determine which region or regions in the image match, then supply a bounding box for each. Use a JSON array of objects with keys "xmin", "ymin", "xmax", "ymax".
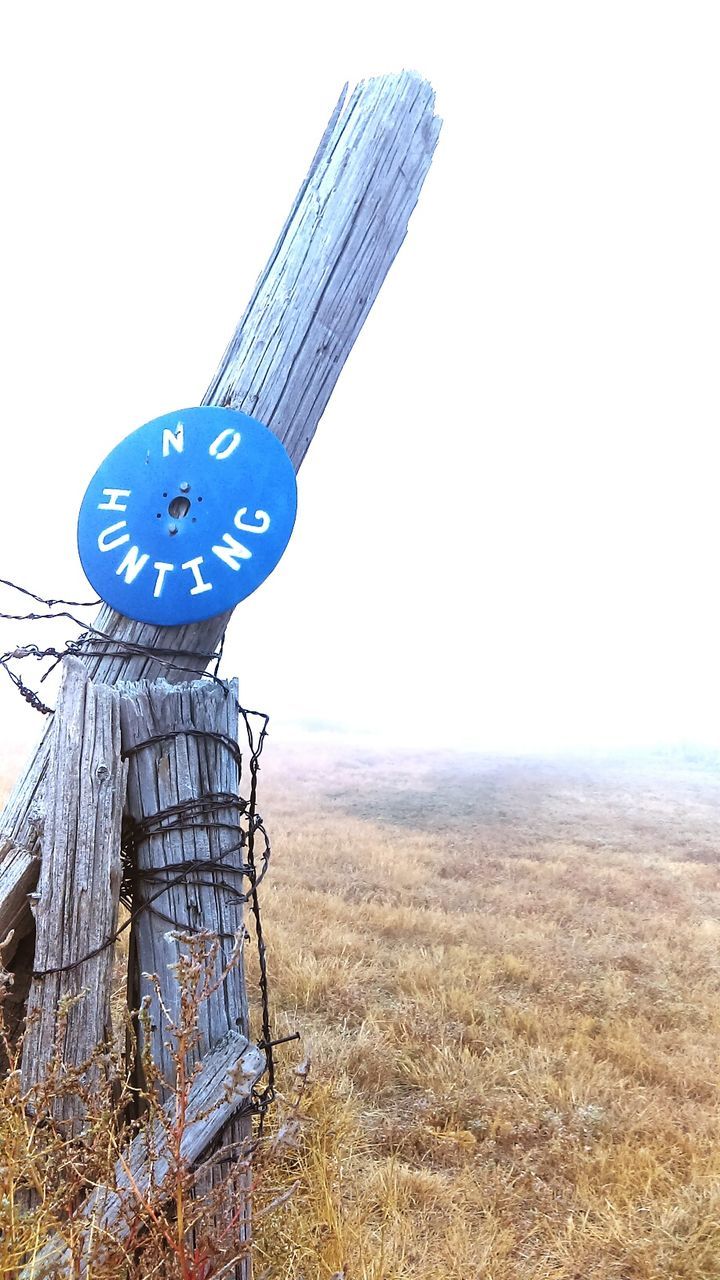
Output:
[
  {"xmin": 249, "ymin": 742, "xmax": 720, "ymax": 1279},
  {"xmin": 1, "ymin": 739, "xmax": 719, "ymax": 1278}
]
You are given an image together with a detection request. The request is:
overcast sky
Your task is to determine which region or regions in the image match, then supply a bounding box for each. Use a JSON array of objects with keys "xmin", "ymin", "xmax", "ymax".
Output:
[{"xmin": 1, "ymin": 3, "xmax": 719, "ymax": 754}]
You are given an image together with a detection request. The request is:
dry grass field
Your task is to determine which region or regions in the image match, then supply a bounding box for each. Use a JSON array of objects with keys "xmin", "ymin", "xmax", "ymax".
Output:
[
  {"xmin": 249, "ymin": 741, "xmax": 720, "ymax": 1280},
  {"xmin": 2, "ymin": 739, "xmax": 720, "ymax": 1279}
]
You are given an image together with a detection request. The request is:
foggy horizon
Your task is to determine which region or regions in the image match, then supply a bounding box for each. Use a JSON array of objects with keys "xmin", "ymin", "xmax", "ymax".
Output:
[{"xmin": 1, "ymin": 4, "xmax": 719, "ymax": 761}]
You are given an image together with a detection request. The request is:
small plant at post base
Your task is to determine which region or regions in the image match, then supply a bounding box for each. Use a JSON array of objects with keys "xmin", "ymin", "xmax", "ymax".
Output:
[{"xmin": 0, "ymin": 928, "xmax": 293, "ymax": 1280}]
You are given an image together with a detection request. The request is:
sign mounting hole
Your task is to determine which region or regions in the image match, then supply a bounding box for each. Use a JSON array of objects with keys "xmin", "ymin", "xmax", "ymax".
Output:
[{"xmin": 168, "ymin": 495, "xmax": 191, "ymax": 519}]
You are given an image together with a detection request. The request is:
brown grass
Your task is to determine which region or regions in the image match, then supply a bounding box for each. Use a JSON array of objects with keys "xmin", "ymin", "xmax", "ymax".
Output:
[
  {"xmin": 2, "ymin": 742, "xmax": 720, "ymax": 1278},
  {"xmin": 249, "ymin": 743, "xmax": 720, "ymax": 1279}
]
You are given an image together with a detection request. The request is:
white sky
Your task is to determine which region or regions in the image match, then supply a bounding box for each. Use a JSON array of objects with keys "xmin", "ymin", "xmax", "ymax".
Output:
[{"xmin": 0, "ymin": 2, "xmax": 719, "ymax": 753}]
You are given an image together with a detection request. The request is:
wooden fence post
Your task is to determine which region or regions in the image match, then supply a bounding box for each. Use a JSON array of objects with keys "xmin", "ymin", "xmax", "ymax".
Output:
[
  {"xmin": 118, "ymin": 677, "xmax": 250, "ymax": 1077},
  {"xmin": 0, "ymin": 71, "xmax": 441, "ymax": 957},
  {"xmin": 0, "ymin": 68, "xmax": 440, "ymax": 1280},
  {"xmin": 119, "ymin": 677, "xmax": 258, "ymax": 1271},
  {"xmin": 20, "ymin": 659, "xmax": 126, "ymax": 1129}
]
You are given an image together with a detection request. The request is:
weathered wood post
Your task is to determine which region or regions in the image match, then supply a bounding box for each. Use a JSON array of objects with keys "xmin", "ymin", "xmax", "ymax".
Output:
[
  {"xmin": 119, "ymin": 678, "xmax": 248, "ymax": 1082},
  {"xmin": 119, "ymin": 677, "xmax": 256, "ymax": 1249},
  {"xmin": 20, "ymin": 660, "xmax": 126, "ymax": 1130},
  {"xmin": 0, "ymin": 71, "xmax": 441, "ymax": 959},
  {"xmin": 0, "ymin": 69, "xmax": 441, "ymax": 1278}
]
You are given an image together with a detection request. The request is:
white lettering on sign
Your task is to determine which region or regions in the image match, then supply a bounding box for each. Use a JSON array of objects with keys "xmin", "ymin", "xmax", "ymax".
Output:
[
  {"xmin": 116, "ymin": 546, "xmax": 150, "ymax": 584},
  {"xmin": 163, "ymin": 421, "xmax": 184, "ymax": 457},
  {"xmin": 209, "ymin": 428, "xmax": 241, "ymax": 460},
  {"xmin": 153, "ymin": 561, "xmax": 174, "ymax": 598},
  {"xmin": 234, "ymin": 507, "xmax": 270, "ymax": 534},
  {"xmin": 98, "ymin": 521, "xmax": 131, "ymax": 553},
  {"xmin": 212, "ymin": 533, "xmax": 252, "ymax": 571},
  {"xmin": 98, "ymin": 488, "xmax": 132, "ymax": 512},
  {"xmin": 182, "ymin": 556, "xmax": 213, "ymax": 595}
]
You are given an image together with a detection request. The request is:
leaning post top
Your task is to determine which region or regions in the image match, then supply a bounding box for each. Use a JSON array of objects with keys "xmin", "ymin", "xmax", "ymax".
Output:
[
  {"xmin": 82, "ymin": 71, "xmax": 441, "ymax": 687},
  {"xmin": 0, "ymin": 72, "xmax": 441, "ymax": 950}
]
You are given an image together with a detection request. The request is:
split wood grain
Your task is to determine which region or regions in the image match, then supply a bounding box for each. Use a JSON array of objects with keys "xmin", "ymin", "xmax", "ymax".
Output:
[
  {"xmin": 20, "ymin": 660, "xmax": 126, "ymax": 1126},
  {"xmin": 20, "ymin": 1033, "xmax": 264, "ymax": 1280},
  {"xmin": 118, "ymin": 677, "xmax": 249, "ymax": 1082},
  {"xmin": 0, "ymin": 71, "xmax": 441, "ymax": 952},
  {"xmin": 119, "ymin": 677, "xmax": 255, "ymax": 1274}
]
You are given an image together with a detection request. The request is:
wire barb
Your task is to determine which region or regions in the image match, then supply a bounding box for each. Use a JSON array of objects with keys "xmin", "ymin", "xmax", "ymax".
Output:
[
  {"xmin": 0, "ymin": 577, "xmax": 224, "ymax": 712},
  {"xmin": 0, "ymin": 574, "xmax": 284, "ymax": 1124}
]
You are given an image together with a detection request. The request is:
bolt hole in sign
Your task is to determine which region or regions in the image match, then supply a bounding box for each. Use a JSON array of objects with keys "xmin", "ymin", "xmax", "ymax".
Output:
[{"xmin": 77, "ymin": 407, "xmax": 297, "ymax": 625}]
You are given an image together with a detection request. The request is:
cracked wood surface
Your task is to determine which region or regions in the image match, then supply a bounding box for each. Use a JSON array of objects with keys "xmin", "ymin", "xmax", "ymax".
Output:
[
  {"xmin": 119, "ymin": 677, "xmax": 254, "ymax": 1272},
  {"xmin": 118, "ymin": 677, "xmax": 249, "ymax": 1083},
  {"xmin": 20, "ymin": 660, "xmax": 127, "ymax": 1125}
]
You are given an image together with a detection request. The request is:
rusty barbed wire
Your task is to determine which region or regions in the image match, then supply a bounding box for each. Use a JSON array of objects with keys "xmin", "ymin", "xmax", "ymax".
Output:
[
  {"xmin": 0, "ymin": 578, "xmax": 224, "ymax": 711},
  {"xmin": 0, "ymin": 575, "xmax": 285, "ymax": 1123}
]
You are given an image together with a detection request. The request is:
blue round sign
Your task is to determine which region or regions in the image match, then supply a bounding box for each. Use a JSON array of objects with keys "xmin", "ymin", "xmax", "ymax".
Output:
[{"xmin": 77, "ymin": 407, "xmax": 297, "ymax": 625}]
